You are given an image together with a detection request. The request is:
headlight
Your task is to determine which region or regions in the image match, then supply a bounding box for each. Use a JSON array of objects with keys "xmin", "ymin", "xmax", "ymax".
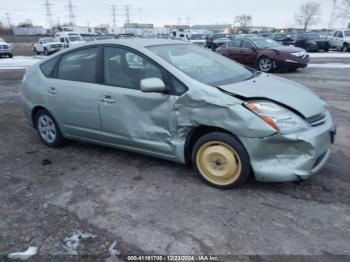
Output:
[
  {"xmin": 245, "ymin": 101, "xmax": 309, "ymax": 134},
  {"xmin": 291, "ymin": 51, "xmax": 306, "ymax": 57}
]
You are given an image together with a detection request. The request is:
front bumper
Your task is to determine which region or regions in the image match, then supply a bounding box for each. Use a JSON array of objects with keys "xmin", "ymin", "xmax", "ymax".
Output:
[
  {"xmin": 275, "ymin": 58, "xmax": 309, "ymax": 70},
  {"xmin": 240, "ymin": 111, "xmax": 335, "ymax": 182},
  {"xmin": 0, "ymin": 50, "xmax": 12, "ymax": 55}
]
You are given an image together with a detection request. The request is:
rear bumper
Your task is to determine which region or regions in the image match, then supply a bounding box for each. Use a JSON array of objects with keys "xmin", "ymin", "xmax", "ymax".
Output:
[
  {"xmin": 240, "ymin": 111, "xmax": 335, "ymax": 182},
  {"xmin": 0, "ymin": 50, "xmax": 12, "ymax": 55}
]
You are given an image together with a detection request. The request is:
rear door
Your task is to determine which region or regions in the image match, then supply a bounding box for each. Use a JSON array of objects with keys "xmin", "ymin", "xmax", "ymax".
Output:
[
  {"xmin": 220, "ymin": 39, "xmax": 244, "ymax": 63},
  {"xmin": 97, "ymin": 46, "xmax": 179, "ymax": 158},
  {"xmin": 46, "ymin": 46, "xmax": 102, "ymax": 140}
]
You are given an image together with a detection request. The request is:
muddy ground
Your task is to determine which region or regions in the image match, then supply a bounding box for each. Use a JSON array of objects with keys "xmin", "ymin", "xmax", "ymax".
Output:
[{"xmin": 0, "ymin": 57, "xmax": 349, "ymax": 262}]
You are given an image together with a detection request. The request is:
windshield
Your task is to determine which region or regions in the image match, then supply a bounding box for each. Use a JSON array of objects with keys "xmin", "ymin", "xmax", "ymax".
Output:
[
  {"xmin": 213, "ymin": 34, "xmax": 228, "ymax": 40},
  {"xmin": 274, "ymin": 34, "xmax": 293, "ymax": 40},
  {"xmin": 69, "ymin": 36, "xmax": 83, "ymax": 42},
  {"xmin": 148, "ymin": 44, "xmax": 254, "ymax": 86},
  {"xmin": 300, "ymin": 34, "xmax": 324, "ymax": 40},
  {"xmin": 253, "ymin": 38, "xmax": 281, "ymax": 48},
  {"xmin": 191, "ymin": 34, "xmax": 205, "ymax": 40},
  {"xmin": 345, "ymin": 30, "xmax": 350, "ymax": 37},
  {"xmin": 42, "ymin": 38, "xmax": 55, "ymax": 43}
]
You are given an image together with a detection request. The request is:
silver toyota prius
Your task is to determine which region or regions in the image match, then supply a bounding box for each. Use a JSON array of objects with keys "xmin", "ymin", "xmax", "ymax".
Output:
[{"xmin": 22, "ymin": 39, "xmax": 336, "ymax": 189}]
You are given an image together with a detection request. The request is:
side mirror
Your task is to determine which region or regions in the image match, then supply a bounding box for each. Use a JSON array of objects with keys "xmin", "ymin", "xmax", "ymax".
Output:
[
  {"xmin": 251, "ymin": 46, "xmax": 257, "ymax": 52},
  {"xmin": 140, "ymin": 78, "xmax": 166, "ymax": 93}
]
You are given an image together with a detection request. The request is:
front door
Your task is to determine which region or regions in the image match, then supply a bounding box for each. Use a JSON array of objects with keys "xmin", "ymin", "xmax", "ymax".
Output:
[
  {"xmin": 240, "ymin": 40, "xmax": 258, "ymax": 67},
  {"xmin": 98, "ymin": 46, "xmax": 177, "ymax": 157}
]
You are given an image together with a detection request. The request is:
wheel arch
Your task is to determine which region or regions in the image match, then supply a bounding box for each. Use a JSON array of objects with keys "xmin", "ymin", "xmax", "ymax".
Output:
[
  {"xmin": 31, "ymin": 105, "xmax": 49, "ymax": 126},
  {"xmin": 184, "ymin": 125, "xmax": 241, "ymax": 165}
]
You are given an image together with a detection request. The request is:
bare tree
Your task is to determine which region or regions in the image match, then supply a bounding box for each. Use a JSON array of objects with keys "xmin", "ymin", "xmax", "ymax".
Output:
[
  {"xmin": 294, "ymin": 1, "xmax": 321, "ymax": 30},
  {"xmin": 234, "ymin": 15, "xmax": 252, "ymax": 28},
  {"xmin": 338, "ymin": 0, "xmax": 350, "ymax": 20}
]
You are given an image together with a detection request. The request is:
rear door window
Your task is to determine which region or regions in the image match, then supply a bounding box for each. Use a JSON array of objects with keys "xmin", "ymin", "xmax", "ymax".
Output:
[{"xmin": 57, "ymin": 47, "xmax": 98, "ymax": 83}]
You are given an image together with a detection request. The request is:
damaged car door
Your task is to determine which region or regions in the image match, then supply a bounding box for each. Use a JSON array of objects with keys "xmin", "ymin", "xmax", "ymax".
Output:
[{"xmin": 97, "ymin": 46, "xmax": 178, "ymax": 158}]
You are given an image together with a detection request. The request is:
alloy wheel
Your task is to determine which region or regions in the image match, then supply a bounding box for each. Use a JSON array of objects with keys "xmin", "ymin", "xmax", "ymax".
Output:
[{"xmin": 37, "ymin": 115, "xmax": 57, "ymax": 143}]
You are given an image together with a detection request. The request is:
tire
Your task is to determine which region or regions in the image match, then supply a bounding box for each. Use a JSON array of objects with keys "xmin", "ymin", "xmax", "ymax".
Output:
[
  {"xmin": 192, "ymin": 132, "xmax": 251, "ymax": 189},
  {"xmin": 343, "ymin": 43, "xmax": 349, "ymax": 52},
  {"xmin": 34, "ymin": 109, "xmax": 65, "ymax": 148},
  {"xmin": 44, "ymin": 48, "xmax": 49, "ymax": 56},
  {"xmin": 8, "ymin": 54, "xmax": 13, "ymax": 58},
  {"xmin": 258, "ymin": 57, "xmax": 273, "ymax": 72}
]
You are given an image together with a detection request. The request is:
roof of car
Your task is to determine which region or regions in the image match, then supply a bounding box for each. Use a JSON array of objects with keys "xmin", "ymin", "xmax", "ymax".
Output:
[{"xmin": 81, "ymin": 38, "xmax": 188, "ymax": 48}]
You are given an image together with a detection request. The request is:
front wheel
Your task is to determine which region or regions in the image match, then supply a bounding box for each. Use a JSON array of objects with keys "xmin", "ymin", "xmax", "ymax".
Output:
[
  {"xmin": 258, "ymin": 57, "xmax": 273, "ymax": 72},
  {"xmin": 35, "ymin": 109, "xmax": 65, "ymax": 148},
  {"xmin": 192, "ymin": 132, "xmax": 251, "ymax": 189}
]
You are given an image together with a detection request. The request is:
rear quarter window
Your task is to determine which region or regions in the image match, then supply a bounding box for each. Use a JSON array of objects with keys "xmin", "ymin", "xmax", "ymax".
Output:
[{"xmin": 40, "ymin": 56, "xmax": 60, "ymax": 78}]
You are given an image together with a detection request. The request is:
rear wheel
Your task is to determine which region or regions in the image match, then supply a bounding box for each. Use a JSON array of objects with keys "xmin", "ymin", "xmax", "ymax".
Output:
[
  {"xmin": 343, "ymin": 43, "xmax": 349, "ymax": 52},
  {"xmin": 258, "ymin": 57, "xmax": 273, "ymax": 72},
  {"xmin": 192, "ymin": 132, "xmax": 250, "ymax": 189},
  {"xmin": 35, "ymin": 109, "xmax": 65, "ymax": 148},
  {"xmin": 44, "ymin": 48, "xmax": 49, "ymax": 56}
]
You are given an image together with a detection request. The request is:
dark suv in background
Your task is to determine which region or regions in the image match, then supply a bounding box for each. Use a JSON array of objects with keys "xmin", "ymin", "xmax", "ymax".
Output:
[
  {"xmin": 272, "ymin": 33, "xmax": 296, "ymax": 46},
  {"xmin": 206, "ymin": 34, "xmax": 232, "ymax": 50},
  {"xmin": 294, "ymin": 33, "xmax": 330, "ymax": 52}
]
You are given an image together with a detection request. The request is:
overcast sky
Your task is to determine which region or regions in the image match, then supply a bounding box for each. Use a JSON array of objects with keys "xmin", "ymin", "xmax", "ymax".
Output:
[{"xmin": 1, "ymin": 0, "xmax": 348, "ymax": 29}]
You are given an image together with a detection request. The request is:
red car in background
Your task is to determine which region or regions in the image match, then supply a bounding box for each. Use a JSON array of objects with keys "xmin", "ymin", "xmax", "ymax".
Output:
[{"xmin": 217, "ymin": 37, "xmax": 309, "ymax": 72}]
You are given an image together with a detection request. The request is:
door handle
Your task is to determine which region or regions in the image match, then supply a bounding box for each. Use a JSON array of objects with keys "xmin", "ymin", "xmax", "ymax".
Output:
[
  {"xmin": 48, "ymin": 87, "xmax": 57, "ymax": 95},
  {"xmin": 100, "ymin": 96, "xmax": 115, "ymax": 104}
]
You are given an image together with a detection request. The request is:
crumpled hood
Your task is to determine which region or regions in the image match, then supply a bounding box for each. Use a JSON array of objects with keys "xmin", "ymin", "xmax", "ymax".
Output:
[{"xmin": 219, "ymin": 74, "xmax": 325, "ymax": 118}]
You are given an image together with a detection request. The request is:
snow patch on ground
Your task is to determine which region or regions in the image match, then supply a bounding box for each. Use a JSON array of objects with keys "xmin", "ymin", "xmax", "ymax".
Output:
[
  {"xmin": 308, "ymin": 63, "xmax": 350, "ymax": 68},
  {"xmin": 0, "ymin": 56, "xmax": 44, "ymax": 69},
  {"xmin": 61, "ymin": 230, "xmax": 95, "ymax": 255},
  {"xmin": 309, "ymin": 52, "xmax": 350, "ymax": 58},
  {"xmin": 8, "ymin": 246, "xmax": 38, "ymax": 261}
]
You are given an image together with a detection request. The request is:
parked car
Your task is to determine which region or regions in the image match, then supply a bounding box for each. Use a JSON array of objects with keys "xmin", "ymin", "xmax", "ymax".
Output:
[
  {"xmin": 54, "ymin": 31, "xmax": 85, "ymax": 48},
  {"xmin": 33, "ymin": 38, "xmax": 63, "ymax": 55},
  {"xmin": 0, "ymin": 37, "xmax": 13, "ymax": 58},
  {"xmin": 206, "ymin": 33, "xmax": 232, "ymax": 50},
  {"xmin": 217, "ymin": 37, "xmax": 309, "ymax": 72},
  {"xmin": 272, "ymin": 33, "xmax": 296, "ymax": 46},
  {"xmin": 189, "ymin": 34, "xmax": 206, "ymax": 46},
  {"xmin": 294, "ymin": 33, "xmax": 330, "ymax": 52},
  {"xmin": 328, "ymin": 29, "xmax": 350, "ymax": 52},
  {"xmin": 22, "ymin": 39, "xmax": 335, "ymax": 189}
]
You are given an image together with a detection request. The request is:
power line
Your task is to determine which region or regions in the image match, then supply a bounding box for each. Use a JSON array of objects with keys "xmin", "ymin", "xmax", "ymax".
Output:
[{"xmin": 42, "ymin": 0, "xmax": 53, "ymax": 29}]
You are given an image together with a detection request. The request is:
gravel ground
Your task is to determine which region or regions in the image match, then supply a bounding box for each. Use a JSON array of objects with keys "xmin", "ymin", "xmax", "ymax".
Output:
[{"xmin": 0, "ymin": 58, "xmax": 349, "ymax": 262}]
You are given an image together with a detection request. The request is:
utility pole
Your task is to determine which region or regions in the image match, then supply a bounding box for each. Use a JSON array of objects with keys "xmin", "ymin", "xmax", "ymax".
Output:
[
  {"xmin": 111, "ymin": 5, "xmax": 117, "ymax": 27},
  {"xmin": 328, "ymin": 0, "xmax": 338, "ymax": 29},
  {"xmin": 66, "ymin": 0, "xmax": 76, "ymax": 26},
  {"xmin": 5, "ymin": 12, "xmax": 11, "ymax": 28},
  {"xmin": 186, "ymin": 17, "xmax": 191, "ymax": 26},
  {"xmin": 43, "ymin": 0, "xmax": 53, "ymax": 29},
  {"xmin": 124, "ymin": 5, "xmax": 131, "ymax": 24},
  {"xmin": 177, "ymin": 17, "xmax": 181, "ymax": 26},
  {"xmin": 138, "ymin": 8, "xmax": 142, "ymax": 24}
]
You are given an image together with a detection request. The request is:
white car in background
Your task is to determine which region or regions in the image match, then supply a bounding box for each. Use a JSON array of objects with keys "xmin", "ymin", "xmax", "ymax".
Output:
[
  {"xmin": 0, "ymin": 38, "xmax": 13, "ymax": 58},
  {"xmin": 33, "ymin": 38, "xmax": 63, "ymax": 55},
  {"xmin": 329, "ymin": 29, "xmax": 350, "ymax": 52},
  {"xmin": 55, "ymin": 32, "xmax": 85, "ymax": 48},
  {"xmin": 189, "ymin": 34, "xmax": 206, "ymax": 46}
]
